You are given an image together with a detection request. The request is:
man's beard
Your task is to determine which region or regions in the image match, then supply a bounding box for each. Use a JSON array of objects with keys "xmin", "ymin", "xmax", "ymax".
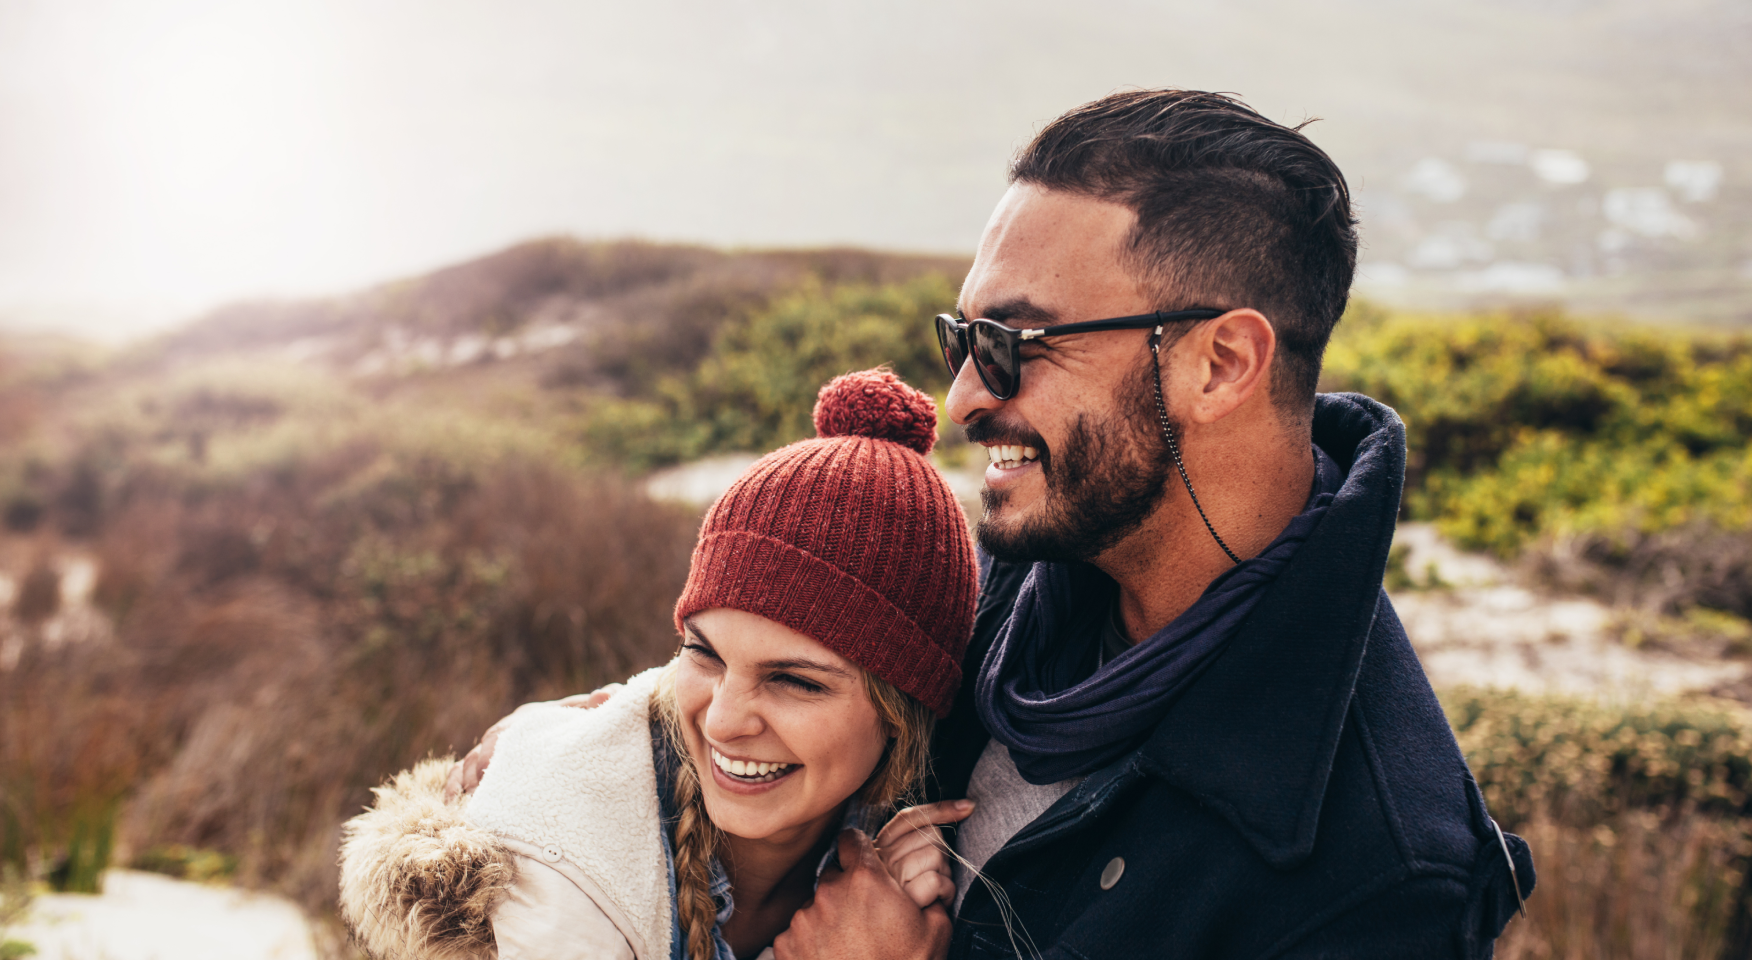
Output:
[{"xmin": 973, "ymin": 356, "xmax": 1176, "ymax": 564}]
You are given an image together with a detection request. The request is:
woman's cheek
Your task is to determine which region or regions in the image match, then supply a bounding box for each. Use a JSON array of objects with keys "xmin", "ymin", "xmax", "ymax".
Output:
[
  {"xmin": 673, "ymin": 668, "xmax": 715, "ymax": 736},
  {"xmin": 789, "ymin": 700, "xmax": 887, "ymax": 793}
]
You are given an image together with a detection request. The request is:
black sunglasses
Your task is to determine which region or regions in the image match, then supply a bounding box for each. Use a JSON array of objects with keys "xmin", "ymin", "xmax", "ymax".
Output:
[{"xmin": 934, "ymin": 308, "xmax": 1223, "ymax": 400}]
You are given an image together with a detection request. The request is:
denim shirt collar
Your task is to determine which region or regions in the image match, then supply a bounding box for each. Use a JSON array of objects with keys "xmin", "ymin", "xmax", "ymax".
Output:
[{"xmin": 702, "ymin": 803, "xmax": 865, "ymax": 960}]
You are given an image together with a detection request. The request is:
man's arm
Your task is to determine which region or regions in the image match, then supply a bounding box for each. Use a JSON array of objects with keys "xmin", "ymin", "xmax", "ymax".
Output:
[
  {"xmin": 1275, "ymin": 874, "xmax": 1486, "ymax": 960},
  {"xmin": 444, "ymin": 686, "xmax": 620, "ymax": 801}
]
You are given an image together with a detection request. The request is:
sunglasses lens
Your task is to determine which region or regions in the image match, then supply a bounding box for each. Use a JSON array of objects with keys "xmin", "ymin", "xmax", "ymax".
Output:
[
  {"xmin": 970, "ymin": 323, "xmax": 1018, "ymax": 398},
  {"xmin": 934, "ymin": 315, "xmax": 967, "ymax": 379}
]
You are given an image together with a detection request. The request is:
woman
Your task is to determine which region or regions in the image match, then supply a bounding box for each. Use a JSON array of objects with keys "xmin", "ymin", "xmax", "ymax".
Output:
[{"xmin": 338, "ymin": 368, "xmax": 979, "ymax": 960}]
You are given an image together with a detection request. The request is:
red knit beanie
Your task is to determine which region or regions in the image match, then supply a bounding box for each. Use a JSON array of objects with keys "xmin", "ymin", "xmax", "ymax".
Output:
[{"xmin": 673, "ymin": 368, "xmax": 978, "ymax": 717}]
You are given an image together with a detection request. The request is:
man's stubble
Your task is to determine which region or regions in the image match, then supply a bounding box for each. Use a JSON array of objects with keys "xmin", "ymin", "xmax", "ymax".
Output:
[{"xmin": 974, "ymin": 353, "xmax": 1176, "ymax": 564}]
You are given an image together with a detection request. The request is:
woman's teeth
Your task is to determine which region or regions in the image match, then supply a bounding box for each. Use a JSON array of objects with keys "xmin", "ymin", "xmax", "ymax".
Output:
[
  {"xmin": 711, "ymin": 749, "xmax": 795, "ymax": 783},
  {"xmin": 986, "ymin": 444, "xmax": 1040, "ymax": 469}
]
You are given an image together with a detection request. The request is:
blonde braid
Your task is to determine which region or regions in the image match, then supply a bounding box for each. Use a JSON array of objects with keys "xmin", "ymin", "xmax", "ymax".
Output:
[{"xmin": 652, "ymin": 665, "xmax": 724, "ymax": 960}]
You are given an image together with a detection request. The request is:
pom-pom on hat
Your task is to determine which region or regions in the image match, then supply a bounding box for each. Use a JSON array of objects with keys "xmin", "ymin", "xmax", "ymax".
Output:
[{"xmin": 674, "ymin": 368, "xmax": 977, "ymax": 717}]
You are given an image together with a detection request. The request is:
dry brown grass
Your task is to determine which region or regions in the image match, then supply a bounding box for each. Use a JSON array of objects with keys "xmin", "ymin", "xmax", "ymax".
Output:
[
  {"xmin": 0, "ymin": 439, "xmax": 697, "ymax": 938},
  {"xmin": 1497, "ymin": 811, "xmax": 1752, "ymax": 960},
  {"xmin": 1451, "ymin": 689, "xmax": 1752, "ymax": 957}
]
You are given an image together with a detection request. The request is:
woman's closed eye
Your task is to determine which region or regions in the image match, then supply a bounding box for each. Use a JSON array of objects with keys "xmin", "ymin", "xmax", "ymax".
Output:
[
  {"xmin": 681, "ymin": 640, "xmax": 722, "ymax": 665},
  {"xmin": 770, "ymin": 671, "xmax": 826, "ymax": 695}
]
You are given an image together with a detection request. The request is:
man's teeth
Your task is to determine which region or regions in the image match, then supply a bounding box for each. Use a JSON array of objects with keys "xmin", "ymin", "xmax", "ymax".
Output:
[
  {"xmin": 711, "ymin": 749, "xmax": 794, "ymax": 782},
  {"xmin": 985, "ymin": 444, "xmax": 1040, "ymax": 468}
]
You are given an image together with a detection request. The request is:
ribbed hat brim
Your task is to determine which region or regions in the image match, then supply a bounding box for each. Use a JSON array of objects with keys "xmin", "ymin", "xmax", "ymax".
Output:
[{"xmin": 673, "ymin": 530, "xmax": 962, "ymax": 717}]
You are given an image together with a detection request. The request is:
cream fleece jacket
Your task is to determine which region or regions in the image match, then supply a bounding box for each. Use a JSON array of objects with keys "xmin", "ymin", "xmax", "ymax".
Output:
[{"xmin": 338, "ymin": 666, "xmax": 673, "ymax": 960}]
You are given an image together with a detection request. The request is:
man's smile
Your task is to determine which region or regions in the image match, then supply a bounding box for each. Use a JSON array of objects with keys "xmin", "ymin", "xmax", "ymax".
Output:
[{"xmin": 982, "ymin": 442, "xmax": 1042, "ymax": 487}]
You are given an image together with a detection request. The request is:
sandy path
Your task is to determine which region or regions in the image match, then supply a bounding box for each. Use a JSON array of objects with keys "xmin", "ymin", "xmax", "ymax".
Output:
[
  {"xmin": 8, "ymin": 870, "xmax": 318, "ymax": 960},
  {"xmin": 1391, "ymin": 523, "xmax": 1747, "ymax": 697}
]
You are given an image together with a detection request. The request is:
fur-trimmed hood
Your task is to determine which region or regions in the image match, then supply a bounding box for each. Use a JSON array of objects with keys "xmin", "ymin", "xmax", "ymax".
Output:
[
  {"xmin": 338, "ymin": 758, "xmax": 515, "ymax": 959},
  {"xmin": 339, "ymin": 666, "xmax": 674, "ymax": 960}
]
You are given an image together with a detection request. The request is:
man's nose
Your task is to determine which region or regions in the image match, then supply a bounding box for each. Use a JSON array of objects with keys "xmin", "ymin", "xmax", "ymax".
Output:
[{"xmin": 946, "ymin": 356, "xmax": 1000, "ymax": 426}]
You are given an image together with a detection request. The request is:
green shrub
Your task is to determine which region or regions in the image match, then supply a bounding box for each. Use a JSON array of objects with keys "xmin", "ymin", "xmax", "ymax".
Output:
[
  {"xmin": 43, "ymin": 802, "xmax": 114, "ymax": 894},
  {"xmin": 581, "ymin": 275, "xmax": 956, "ymax": 469},
  {"xmin": 1324, "ymin": 307, "xmax": 1752, "ymax": 557}
]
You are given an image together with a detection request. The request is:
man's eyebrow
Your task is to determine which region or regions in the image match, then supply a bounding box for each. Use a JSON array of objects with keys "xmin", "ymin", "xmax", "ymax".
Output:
[
  {"xmin": 758, "ymin": 656, "xmax": 855, "ymax": 679},
  {"xmin": 958, "ymin": 298, "xmax": 1061, "ymax": 327}
]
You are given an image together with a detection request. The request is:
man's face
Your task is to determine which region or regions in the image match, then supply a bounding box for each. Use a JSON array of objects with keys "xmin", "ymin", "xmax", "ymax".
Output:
[{"xmin": 948, "ymin": 184, "xmax": 1176, "ymax": 563}]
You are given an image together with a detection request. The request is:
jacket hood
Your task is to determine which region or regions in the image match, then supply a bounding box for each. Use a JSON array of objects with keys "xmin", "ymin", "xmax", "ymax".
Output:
[{"xmin": 1135, "ymin": 392, "xmax": 1406, "ymax": 869}]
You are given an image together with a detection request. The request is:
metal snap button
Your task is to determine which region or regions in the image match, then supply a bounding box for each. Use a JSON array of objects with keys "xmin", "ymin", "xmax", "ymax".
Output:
[
  {"xmin": 1099, "ymin": 857, "xmax": 1125, "ymax": 890},
  {"xmin": 543, "ymin": 844, "xmax": 563, "ymax": 863}
]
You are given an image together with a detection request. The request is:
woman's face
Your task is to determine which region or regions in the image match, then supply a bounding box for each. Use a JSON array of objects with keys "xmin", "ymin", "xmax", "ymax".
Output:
[{"xmin": 675, "ymin": 607, "xmax": 888, "ymax": 846}]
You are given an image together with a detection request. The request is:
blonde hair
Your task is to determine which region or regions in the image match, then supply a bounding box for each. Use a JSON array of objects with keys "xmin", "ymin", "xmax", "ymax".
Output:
[{"xmin": 649, "ymin": 659, "xmax": 936, "ymax": 960}]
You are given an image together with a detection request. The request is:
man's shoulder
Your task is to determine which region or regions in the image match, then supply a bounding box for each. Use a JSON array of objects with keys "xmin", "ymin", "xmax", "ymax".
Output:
[
  {"xmin": 1345, "ymin": 594, "xmax": 1484, "ymax": 871},
  {"xmin": 1118, "ymin": 588, "xmax": 1480, "ymax": 874}
]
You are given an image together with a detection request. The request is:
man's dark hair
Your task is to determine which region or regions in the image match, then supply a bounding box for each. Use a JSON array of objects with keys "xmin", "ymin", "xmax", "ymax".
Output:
[{"xmin": 1010, "ymin": 89, "xmax": 1358, "ymax": 413}]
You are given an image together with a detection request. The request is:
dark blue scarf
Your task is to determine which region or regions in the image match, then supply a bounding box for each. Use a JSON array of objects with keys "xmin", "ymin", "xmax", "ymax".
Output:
[{"xmin": 976, "ymin": 447, "xmax": 1345, "ymax": 785}]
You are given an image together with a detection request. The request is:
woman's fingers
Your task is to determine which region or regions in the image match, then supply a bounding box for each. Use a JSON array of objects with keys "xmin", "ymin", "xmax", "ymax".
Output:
[
  {"xmin": 876, "ymin": 799, "xmax": 975, "ymax": 849},
  {"xmin": 875, "ymin": 800, "xmax": 972, "ymax": 879},
  {"xmin": 901, "ymin": 869, "xmax": 957, "ymax": 909},
  {"xmin": 870, "ymin": 799, "xmax": 975, "ymax": 911},
  {"xmin": 878, "ymin": 823, "xmax": 951, "ymax": 869},
  {"xmin": 443, "ymin": 725, "xmax": 504, "ymax": 802},
  {"xmin": 888, "ymin": 845, "xmax": 951, "ymax": 886}
]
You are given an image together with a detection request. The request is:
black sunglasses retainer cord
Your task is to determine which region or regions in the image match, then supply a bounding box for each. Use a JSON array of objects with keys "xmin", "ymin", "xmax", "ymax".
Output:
[{"xmin": 1150, "ymin": 326, "xmax": 1241, "ymax": 565}]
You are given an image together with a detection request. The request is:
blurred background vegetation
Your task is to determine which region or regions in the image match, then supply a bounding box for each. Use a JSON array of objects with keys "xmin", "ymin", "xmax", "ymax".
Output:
[{"xmin": 0, "ymin": 238, "xmax": 1750, "ymax": 957}]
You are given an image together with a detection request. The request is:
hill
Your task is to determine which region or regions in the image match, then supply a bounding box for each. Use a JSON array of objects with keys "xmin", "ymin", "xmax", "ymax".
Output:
[{"xmin": 3, "ymin": 240, "xmax": 1752, "ymax": 957}]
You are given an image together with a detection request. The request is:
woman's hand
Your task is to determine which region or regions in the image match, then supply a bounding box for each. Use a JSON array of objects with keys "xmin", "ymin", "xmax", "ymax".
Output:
[{"xmin": 873, "ymin": 799, "xmax": 975, "ymax": 909}]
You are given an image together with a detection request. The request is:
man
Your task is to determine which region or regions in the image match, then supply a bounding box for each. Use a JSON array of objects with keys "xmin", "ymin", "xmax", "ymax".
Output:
[{"xmin": 456, "ymin": 89, "xmax": 1534, "ymax": 958}]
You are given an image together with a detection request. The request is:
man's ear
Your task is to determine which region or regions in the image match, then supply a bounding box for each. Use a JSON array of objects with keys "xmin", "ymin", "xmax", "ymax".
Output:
[{"xmin": 1172, "ymin": 309, "xmax": 1276, "ymax": 425}]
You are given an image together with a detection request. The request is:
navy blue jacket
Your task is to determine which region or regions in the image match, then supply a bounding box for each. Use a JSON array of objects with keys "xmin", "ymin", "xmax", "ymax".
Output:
[{"xmin": 930, "ymin": 394, "xmax": 1534, "ymax": 959}]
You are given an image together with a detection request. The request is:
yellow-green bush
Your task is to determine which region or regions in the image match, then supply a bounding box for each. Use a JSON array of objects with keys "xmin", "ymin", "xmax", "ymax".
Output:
[
  {"xmin": 1323, "ymin": 307, "xmax": 1752, "ymax": 557},
  {"xmin": 130, "ymin": 844, "xmax": 237, "ymax": 883}
]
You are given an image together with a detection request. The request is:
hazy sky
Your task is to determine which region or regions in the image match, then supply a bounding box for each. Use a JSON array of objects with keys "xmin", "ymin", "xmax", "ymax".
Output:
[{"xmin": 1, "ymin": 0, "xmax": 1746, "ymax": 339}]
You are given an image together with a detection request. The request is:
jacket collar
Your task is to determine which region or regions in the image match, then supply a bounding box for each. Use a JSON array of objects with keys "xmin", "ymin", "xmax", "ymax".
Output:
[{"xmin": 1134, "ymin": 393, "xmax": 1405, "ymax": 869}]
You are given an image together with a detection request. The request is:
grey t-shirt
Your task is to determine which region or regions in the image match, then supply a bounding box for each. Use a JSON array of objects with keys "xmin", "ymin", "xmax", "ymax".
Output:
[{"xmin": 952, "ymin": 740, "xmax": 1079, "ymax": 912}]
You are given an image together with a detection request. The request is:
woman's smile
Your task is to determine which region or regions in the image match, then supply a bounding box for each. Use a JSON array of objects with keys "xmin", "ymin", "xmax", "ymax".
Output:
[{"xmin": 709, "ymin": 747, "xmax": 801, "ymax": 790}]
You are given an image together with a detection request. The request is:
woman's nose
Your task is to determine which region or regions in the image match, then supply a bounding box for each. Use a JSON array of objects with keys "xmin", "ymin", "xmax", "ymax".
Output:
[{"xmin": 701, "ymin": 678, "xmax": 765, "ymax": 743}]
